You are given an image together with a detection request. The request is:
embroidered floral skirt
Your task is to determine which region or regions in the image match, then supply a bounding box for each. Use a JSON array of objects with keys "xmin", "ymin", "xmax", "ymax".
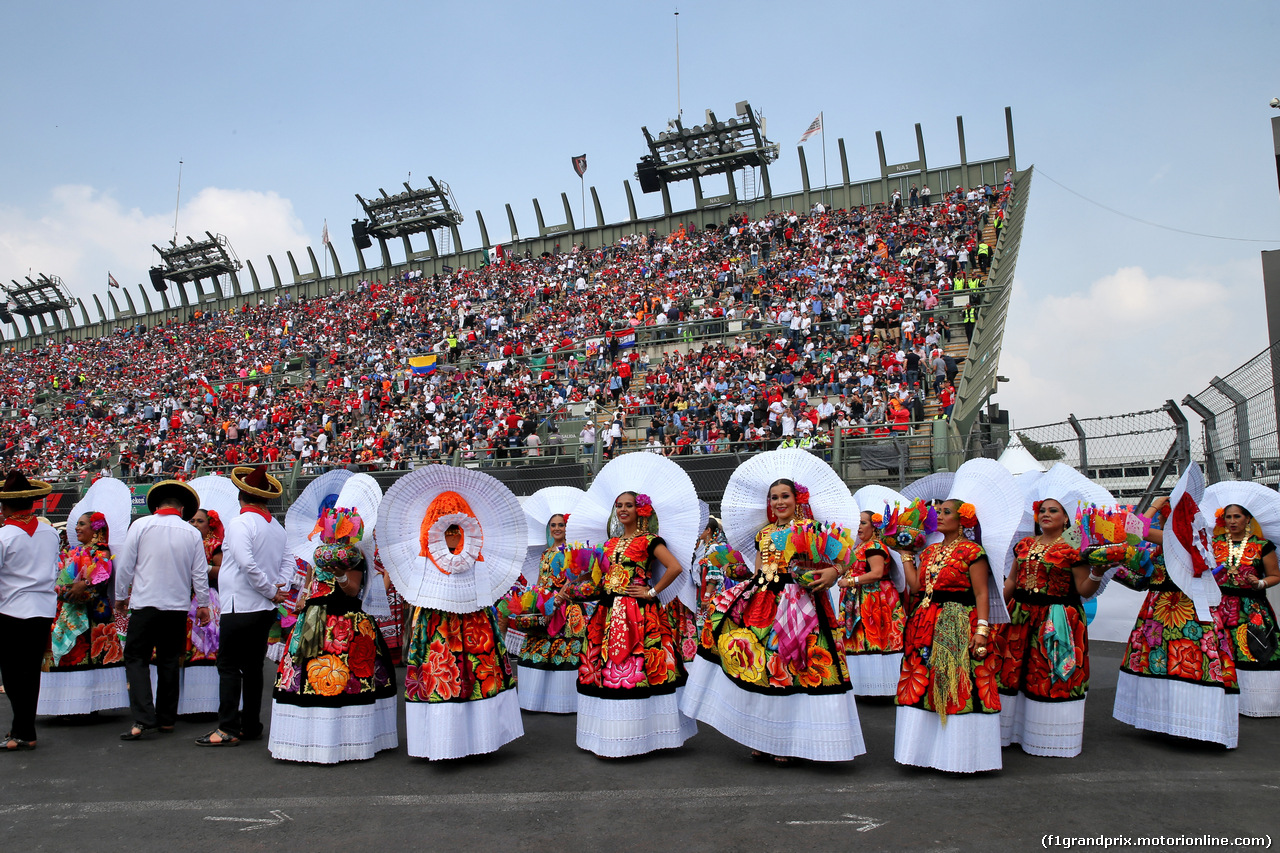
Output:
[
  {"xmin": 403, "ymin": 607, "xmax": 522, "ymax": 759},
  {"xmin": 1215, "ymin": 588, "xmax": 1279, "ymax": 717},
  {"xmin": 38, "ymin": 602, "xmax": 127, "ymax": 715},
  {"xmin": 839, "ymin": 578, "xmax": 905, "ymax": 696},
  {"xmin": 576, "ymin": 594, "xmax": 685, "ymax": 699},
  {"xmin": 511, "ymin": 604, "xmax": 590, "ymax": 714},
  {"xmin": 896, "ymin": 593, "xmax": 1001, "ymax": 716}
]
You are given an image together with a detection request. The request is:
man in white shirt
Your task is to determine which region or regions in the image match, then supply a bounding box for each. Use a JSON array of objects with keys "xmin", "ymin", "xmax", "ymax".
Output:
[
  {"xmin": 114, "ymin": 479, "xmax": 209, "ymax": 741},
  {"xmin": 0, "ymin": 471, "xmax": 60, "ymax": 750},
  {"xmin": 200, "ymin": 466, "xmax": 290, "ymax": 747}
]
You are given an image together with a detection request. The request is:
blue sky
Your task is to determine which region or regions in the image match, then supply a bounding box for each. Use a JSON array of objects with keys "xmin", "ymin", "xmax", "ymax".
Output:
[{"xmin": 1, "ymin": 1, "xmax": 1277, "ymax": 425}]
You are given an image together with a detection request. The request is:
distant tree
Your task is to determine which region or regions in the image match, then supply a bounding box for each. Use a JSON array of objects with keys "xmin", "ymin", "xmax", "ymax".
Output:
[{"xmin": 1017, "ymin": 432, "xmax": 1064, "ymax": 462}]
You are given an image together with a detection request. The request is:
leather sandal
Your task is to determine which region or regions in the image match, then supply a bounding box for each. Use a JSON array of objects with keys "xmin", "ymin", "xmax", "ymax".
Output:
[
  {"xmin": 120, "ymin": 723, "xmax": 156, "ymax": 741},
  {"xmin": 195, "ymin": 730, "xmax": 240, "ymax": 747},
  {"xmin": 3, "ymin": 733, "xmax": 35, "ymax": 751}
]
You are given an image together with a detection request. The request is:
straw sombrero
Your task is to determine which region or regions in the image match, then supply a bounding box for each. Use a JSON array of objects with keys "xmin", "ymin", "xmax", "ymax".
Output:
[
  {"xmin": 146, "ymin": 479, "xmax": 201, "ymax": 521},
  {"xmin": 0, "ymin": 470, "xmax": 53, "ymax": 501},
  {"xmin": 231, "ymin": 465, "xmax": 283, "ymax": 501}
]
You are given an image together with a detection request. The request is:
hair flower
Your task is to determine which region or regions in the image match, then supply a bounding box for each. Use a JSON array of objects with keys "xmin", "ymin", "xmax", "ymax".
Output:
[
  {"xmin": 958, "ymin": 502, "xmax": 978, "ymax": 529},
  {"xmin": 635, "ymin": 494, "xmax": 654, "ymax": 518}
]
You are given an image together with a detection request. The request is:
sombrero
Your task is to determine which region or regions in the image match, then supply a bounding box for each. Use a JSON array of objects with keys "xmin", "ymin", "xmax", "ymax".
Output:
[
  {"xmin": 231, "ymin": 465, "xmax": 283, "ymax": 501},
  {"xmin": 146, "ymin": 479, "xmax": 200, "ymax": 521},
  {"xmin": 0, "ymin": 470, "xmax": 53, "ymax": 501}
]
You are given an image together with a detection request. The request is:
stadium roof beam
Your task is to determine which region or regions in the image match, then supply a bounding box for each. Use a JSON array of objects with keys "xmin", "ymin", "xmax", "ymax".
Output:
[
  {"xmin": 355, "ymin": 178, "xmax": 463, "ymax": 241},
  {"xmin": 152, "ymin": 232, "xmax": 242, "ymax": 287},
  {"xmin": 636, "ymin": 100, "xmax": 779, "ymax": 207},
  {"xmin": 5, "ymin": 273, "xmax": 75, "ymax": 318}
]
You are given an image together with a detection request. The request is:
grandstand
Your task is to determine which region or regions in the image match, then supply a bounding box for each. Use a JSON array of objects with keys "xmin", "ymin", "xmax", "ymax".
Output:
[{"xmin": 0, "ymin": 108, "xmax": 1028, "ymax": 518}]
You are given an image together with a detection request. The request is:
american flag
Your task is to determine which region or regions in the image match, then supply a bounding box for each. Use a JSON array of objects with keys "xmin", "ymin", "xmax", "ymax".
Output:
[{"xmin": 798, "ymin": 112, "xmax": 823, "ymax": 145}]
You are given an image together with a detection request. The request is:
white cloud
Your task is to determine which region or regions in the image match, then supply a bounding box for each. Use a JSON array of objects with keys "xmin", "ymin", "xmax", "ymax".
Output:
[
  {"xmin": 997, "ymin": 264, "xmax": 1267, "ymax": 426},
  {"xmin": 0, "ymin": 185, "xmax": 311, "ymax": 320}
]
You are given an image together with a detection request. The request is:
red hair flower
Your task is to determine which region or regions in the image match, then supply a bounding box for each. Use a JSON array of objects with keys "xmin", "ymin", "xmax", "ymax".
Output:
[
  {"xmin": 793, "ymin": 482, "xmax": 810, "ymax": 505},
  {"xmin": 635, "ymin": 494, "xmax": 654, "ymax": 518},
  {"xmin": 958, "ymin": 502, "xmax": 978, "ymax": 529}
]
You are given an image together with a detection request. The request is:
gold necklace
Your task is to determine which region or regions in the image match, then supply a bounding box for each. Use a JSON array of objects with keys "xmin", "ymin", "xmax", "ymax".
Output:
[
  {"xmin": 1226, "ymin": 536, "xmax": 1248, "ymax": 571},
  {"xmin": 605, "ymin": 533, "xmax": 640, "ymax": 592},
  {"xmin": 919, "ymin": 537, "xmax": 961, "ymax": 607},
  {"xmin": 1026, "ymin": 535, "xmax": 1061, "ymax": 565}
]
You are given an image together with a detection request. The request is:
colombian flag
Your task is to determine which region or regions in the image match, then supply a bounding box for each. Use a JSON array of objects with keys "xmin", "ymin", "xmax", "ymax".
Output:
[{"xmin": 409, "ymin": 354, "xmax": 438, "ymax": 375}]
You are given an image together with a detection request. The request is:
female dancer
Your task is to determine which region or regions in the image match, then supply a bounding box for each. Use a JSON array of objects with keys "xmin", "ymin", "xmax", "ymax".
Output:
[
  {"xmin": 682, "ymin": 449, "xmax": 864, "ymax": 765},
  {"xmin": 270, "ymin": 508, "xmax": 398, "ymax": 763},
  {"xmin": 992, "ymin": 497, "xmax": 1089, "ymax": 756},
  {"xmin": 1086, "ymin": 469, "xmax": 1238, "ymax": 747},
  {"xmin": 378, "ymin": 466, "xmax": 525, "ymax": 760},
  {"xmin": 838, "ymin": 509, "xmax": 906, "ymax": 697},
  {"xmin": 572, "ymin": 491, "xmax": 694, "ymax": 756},
  {"xmin": 38, "ymin": 512, "xmax": 127, "ymax": 715},
  {"xmin": 513, "ymin": 512, "xmax": 590, "ymax": 713},
  {"xmin": 1205, "ymin": 482, "xmax": 1280, "ymax": 717},
  {"xmin": 894, "ymin": 458, "xmax": 1021, "ymax": 773},
  {"xmin": 178, "ymin": 508, "xmax": 223, "ymax": 714}
]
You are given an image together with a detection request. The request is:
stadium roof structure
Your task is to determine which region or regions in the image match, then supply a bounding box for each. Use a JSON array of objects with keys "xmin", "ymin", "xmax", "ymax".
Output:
[
  {"xmin": 356, "ymin": 178, "xmax": 463, "ymax": 241},
  {"xmin": 5, "ymin": 273, "xmax": 75, "ymax": 317},
  {"xmin": 153, "ymin": 233, "xmax": 242, "ymax": 286}
]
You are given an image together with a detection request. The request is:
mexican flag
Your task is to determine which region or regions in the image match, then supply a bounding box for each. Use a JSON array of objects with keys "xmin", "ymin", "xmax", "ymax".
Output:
[{"xmin": 483, "ymin": 244, "xmax": 505, "ymax": 266}]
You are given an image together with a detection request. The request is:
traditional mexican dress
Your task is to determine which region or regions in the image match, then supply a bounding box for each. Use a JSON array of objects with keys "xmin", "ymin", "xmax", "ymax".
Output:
[
  {"xmin": 895, "ymin": 538, "xmax": 1002, "ymax": 773},
  {"xmin": 838, "ymin": 538, "xmax": 906, "ymax": 696},
  {"xmin": 511, "ymin": 546, "xmax": 590, "ymax": 713},
  {"xmin": 1089, "ymin": 543, "xmax": 1238, "ymax": 748},
  {"xmin": 403, "ymin": 606, "xmax": 520, "ymax": 759},
  {"xmin": 575, "ymin": 533, "xmax": 696, "ymax": 757},
  {"xmin": 992, "ymin": 538, "xmax": 1087, "ymax": 757},
  {"xmin": 175, "ymin": 534, "xmax": 222, "ymax": 714},
  {"xmin": 681, "ymin": 521, "xmax": 864, "ymax": 762},
  {"xmin": 38, "ymin": 543, "xmax": 128, "ymax": 714},
  {"xmin": 1211, "ymin": 534, "xmax": 1280, "ymax": 717},
  {"xmin": 269, "ymin": 545, "xmax": 399, "ymax": 763}
]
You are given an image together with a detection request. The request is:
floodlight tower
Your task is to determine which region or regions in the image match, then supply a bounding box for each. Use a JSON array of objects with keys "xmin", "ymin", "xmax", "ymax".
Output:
[
  {"xmin": 351, "ymin": 178, "xmax": 464, "ymax": 267},
  {"xmin": 635, "ymin": 100, "xmax": 779, "ymax": 211}
]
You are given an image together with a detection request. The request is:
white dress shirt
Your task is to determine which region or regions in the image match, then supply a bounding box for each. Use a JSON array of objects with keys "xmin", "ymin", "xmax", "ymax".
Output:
[
  {"xmin": 0, "ymin": 522, "xmax": 61, "ymax": 619},
  {"xmin": 114, "ymin": 512, "xmax": 209, "ymax": 611},
  {"xmin": 219, "ymin": 508, "xmax": 290, "ymax": 614}
]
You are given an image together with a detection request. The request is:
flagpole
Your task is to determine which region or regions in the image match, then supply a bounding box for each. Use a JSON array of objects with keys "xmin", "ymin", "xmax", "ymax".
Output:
[
  {"xmin": 580, "ymin": 177, "xmax": 586, "ymax": 243},
  {"xmin": 323, "ymin": 219, "xmax": 329, "ymax": 278},
  {"xmin": 821, "ymin": 112, "xmax": 828, "ymax": 206}
]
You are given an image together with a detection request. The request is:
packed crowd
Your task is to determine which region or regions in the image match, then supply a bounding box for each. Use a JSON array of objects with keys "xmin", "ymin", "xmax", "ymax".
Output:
[{"xmin": 0, "ymin": 178, "xmax": 1011, "ymax": 483}]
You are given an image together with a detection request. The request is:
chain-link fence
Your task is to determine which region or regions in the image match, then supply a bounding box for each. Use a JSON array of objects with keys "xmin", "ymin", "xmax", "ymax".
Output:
[
  {"xmin": 1184, "ymin": 340, "xmax": 1280, "ymax": 487},
  {"xmin": 1013, "ymin": 402, "xmax": 1190, "ymax": 504}
]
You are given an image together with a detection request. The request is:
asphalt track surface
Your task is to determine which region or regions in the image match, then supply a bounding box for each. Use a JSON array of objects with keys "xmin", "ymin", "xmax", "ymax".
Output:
[{"xmin": 2, "ymin": 642, "xmax": 1276, "ymax": 853}]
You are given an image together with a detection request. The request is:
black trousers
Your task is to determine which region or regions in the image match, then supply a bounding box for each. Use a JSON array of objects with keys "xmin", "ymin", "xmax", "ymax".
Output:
[
  {"xmin": 123, "ymin": 607, "xmax": 188, "ymax": 728},
  {"xmin": 217, "ymin": 610, "xmax": 277, "ymax": 738},
  {"xmin": 0, "ymin": 614, "xmax": 53, "ymax": 742}
]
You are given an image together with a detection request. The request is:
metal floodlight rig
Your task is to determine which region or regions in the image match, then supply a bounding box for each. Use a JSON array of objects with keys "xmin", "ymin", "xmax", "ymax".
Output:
[
  {"xmin": 353, "ymin": 178, "xmax": 463, "ymax": 241},
  {"xmin": 4, "ymin": 273, "xmax": 75, "ymax": 318},
  {"xmin": 636, "ymin": 100, "xmax": 779, "ymax": 193},
  {"xmin": 151, "ymin": 232, "xmax": 242, "ymax": 290}
]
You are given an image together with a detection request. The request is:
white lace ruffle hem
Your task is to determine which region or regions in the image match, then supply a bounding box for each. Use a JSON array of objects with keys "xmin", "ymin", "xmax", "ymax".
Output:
[
  {"xmin": 1113, "ymin": 670, "xmax": 1238, "ymax": 748},
  {"xmin": 999, "ymin": 692, "xmax": 1085, "ymax": 757},
  {"xmin": 515, "ymin": 666, "xmax": 578, "ymax": 714},
  {"xmin": 268, "ymin": 696, "xmax": 399, "ymax": 763},
  {"xmin": 406, "ymin": 690, "xmax": 523, "ymax": 760},
  {"xmin": 576, "ymin": 691, "xmax": 696, "ymax": 757},
  {"xmin": 679, "ymin": 655, "xmax": 864, "ymax": 761},
  {"xmin": 894, "ymin": 704, "xmax": 1002, "ymax": 773}
]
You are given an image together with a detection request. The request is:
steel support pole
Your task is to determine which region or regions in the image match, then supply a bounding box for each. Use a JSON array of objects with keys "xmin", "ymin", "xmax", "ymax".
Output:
[
  {"xmin": 1067, "ymin": 413, "xmax": 1088, "ymax": 475},
  {"xmin": 1181, "ymin": 394, "xmax": 1222, "ymax": 484},
  {"xmin": 1210, "ymin": 377, "xmax": 1252, "ymax": 480}
]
